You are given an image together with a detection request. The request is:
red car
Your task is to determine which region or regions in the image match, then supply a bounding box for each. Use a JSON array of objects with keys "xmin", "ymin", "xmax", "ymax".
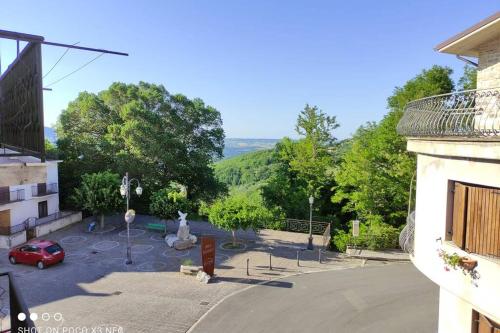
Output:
[{"xmin": 9, "ymin": 240, "xmax": 65, "ymax": 269}]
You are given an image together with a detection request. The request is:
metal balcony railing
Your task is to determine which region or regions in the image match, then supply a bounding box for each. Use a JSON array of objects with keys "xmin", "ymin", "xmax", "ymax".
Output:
[
  {"xmin": 0, "ymin": 188, "xmax": 25, "ymax": 204},
  {"xmin": 0, "ymin": 271, "xmax": 36, "ymax": 332},
  {"xmin": 0, "ymin": 212, "xmax": 75, "ymax": 237},
  {"xmin": 396, "ymin": 88, "xmax": 500, "ymax": 139},
  {"xmin": 31, "ymin": 182, "xmax": 58, "ymax": 197},
  {"xmin": 399, "ymin": 211, "xmax": 415, "ymax": 255}
]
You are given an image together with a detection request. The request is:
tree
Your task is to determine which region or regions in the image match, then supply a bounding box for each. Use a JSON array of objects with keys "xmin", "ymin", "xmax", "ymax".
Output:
[
  {"xmin": 333, "ymin": 66, "xmax": 454, "ymax": 227},
  {"xmin": 292, "ymin": 104, "xmax": 339, "ymax": 196},
  {"xmin": 150, "ymin": 184, "xmax": 190, "ymax": 232},
  {"xmin": 457, "ymin": 65, "xmax": 477, "ymax": 90},
  {"xmin": 207, "ymin": 195, "xmax": 279, "ymax": 246},
  {"xmin": 262, "ymin": 105, "xmax": 341, "ymax": 220},
  {"xmin": 45, "ymin": 139, "xmax": 58, "ymax": 160},
  {"xmin": 71, "ymin": 171, "xmax": 122, "ymax": 228},
  {"xmin": 56, "ymin": 82, "xmax": 225, "ymax": 209}
]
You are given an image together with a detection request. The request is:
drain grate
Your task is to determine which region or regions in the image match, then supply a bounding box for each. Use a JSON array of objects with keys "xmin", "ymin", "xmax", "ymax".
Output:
[
  {"xmin": 199, "ymin": 301, "xmax": 209, "ymax": 306},
  {"xmin": 112, "ymin": 291, "xmax": 122, "ymax": 296}
]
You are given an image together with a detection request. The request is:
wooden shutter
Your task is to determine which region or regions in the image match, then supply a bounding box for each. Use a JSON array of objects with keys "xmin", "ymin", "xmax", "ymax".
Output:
[
  {"xmin": 452, "ymin": 183, "xmax": 468, "ymax": 248},
  {"xmin": 473, "ymin": 311, "xmax": 500, "ymax": 333},
  {"xmin": 465, "ymin": 186, "xmax": 500, "ymax": 257}
]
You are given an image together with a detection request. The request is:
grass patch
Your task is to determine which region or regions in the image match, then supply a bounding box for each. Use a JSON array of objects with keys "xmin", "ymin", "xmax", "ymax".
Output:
[
  {"xmin": 221, "ymin": 242, "xmax": 246, "ymax": 250},
  {"xmin": 181, "ymin": 258, "xmax": 194, "ymax": 266}
]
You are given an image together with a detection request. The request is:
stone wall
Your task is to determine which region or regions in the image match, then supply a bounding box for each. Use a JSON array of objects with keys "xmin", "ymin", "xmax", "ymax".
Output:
[
  {"xmin": 477, "ymin": 37, "xmax": 500, "ymax": 89},
  {"xmin": 0, "ymin": 164, "xmax": 46, "ymax": 187}
]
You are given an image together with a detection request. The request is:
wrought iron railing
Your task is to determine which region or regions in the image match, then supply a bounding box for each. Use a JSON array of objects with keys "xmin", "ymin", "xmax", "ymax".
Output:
[
  {"xmin": 0, "ymin": 272, "xmax": 36, "ymax": 332},
  {"xmin": 31, "ymin": 182, "xmax": 58, "ymax": 196},
  {"xmin": 0, "ymin": 189, "xmax": 25, "ymax": 204},
  {"xmin": 35, "ymin": 211, "xmax": 73, "ymax": 226},
  {"xmin": 281, "ymin": 219, "xmax": 331, "ymax": 235},
  {"xmin": 0, "ymin": 212, "xmax": 75, "ymax": 236},
  {"xmin": 397, "ymin": 88, "xmax": 500, "ymax": 139},
  {"xmin": 399, "ymin": 211, "xmax": 415, "ymax": 255}
]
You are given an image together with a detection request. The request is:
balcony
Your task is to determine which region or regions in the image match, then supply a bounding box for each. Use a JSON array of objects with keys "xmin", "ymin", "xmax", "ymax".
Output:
[
  {"xmin": 0, "ymin": 188, "xmax": 25, "ymax": 204},
  {"xmin": 31, "ymin": 182, "xmax": 58, "ymax": 197},
  {"xmin": 397, "ymin": 88, "xmax": 500, "ymax": 140},
  {"xmin": 399, "ymin": 211, "xmax": 415, "ymax": 255},
  {"xmin": 0, "ymin": 272, "xmax": 36, "ymax": 332}
]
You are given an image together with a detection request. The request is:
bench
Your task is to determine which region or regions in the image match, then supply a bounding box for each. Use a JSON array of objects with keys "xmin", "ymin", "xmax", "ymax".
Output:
[{"xmin": 146, "ymin": 223, "xmax": 165, "ymax": 232}]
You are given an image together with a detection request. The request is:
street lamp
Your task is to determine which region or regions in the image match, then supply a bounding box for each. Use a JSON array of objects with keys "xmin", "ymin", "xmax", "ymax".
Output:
[
  {"xmin": 120, "ymin": 172, "xmax": 142, "ymax": 264},
  {"xmin": 307, "ymin": 195, "xmax": 314, "ymax": 250}
]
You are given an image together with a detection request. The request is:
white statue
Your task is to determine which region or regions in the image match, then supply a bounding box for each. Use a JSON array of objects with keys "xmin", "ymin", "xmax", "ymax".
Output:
[
  {"xmin": 165, "ymin": 211, "xmax": 197, "ymax": 249},
  {"xmin": 178, "ymin": 211, "xmax": 188, "ymax": 226}
]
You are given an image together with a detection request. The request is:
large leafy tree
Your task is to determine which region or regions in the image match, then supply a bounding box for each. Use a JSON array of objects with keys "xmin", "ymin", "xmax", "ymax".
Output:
[
  {"xmin": 262, "ymin": 105, "xmax": 341, "ymax": 220},
  {"xmin": 57, "ymin": 82, "xmax": 225, "ymax": 209},
  {"xmin": 71, "ymin": 171, "xmax": 122, "ymax": 229},
  {"xmin": 333, "ymin": 66, "xmax": 454, "ymax": 227}
]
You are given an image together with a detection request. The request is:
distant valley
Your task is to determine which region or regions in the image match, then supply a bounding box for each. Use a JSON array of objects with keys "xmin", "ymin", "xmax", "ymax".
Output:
[{"xmin": 45, "ymin": 127, "xmax": 277, "ymax": 159}]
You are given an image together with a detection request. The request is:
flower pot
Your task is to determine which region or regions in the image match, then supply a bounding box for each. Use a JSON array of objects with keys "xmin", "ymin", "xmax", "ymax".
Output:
[
  {"xmin": 180, "ymin": 265, "xmax": 202, "ymax": 275},
  {"xmin": 460, "ymin": 258, "xmax": 477, "ymax": 271}
]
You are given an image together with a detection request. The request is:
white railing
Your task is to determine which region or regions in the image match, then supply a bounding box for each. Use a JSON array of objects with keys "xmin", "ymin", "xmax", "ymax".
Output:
[{"xmin": 399, "ymin": 211, "xmax": 415, "ymax": 254}]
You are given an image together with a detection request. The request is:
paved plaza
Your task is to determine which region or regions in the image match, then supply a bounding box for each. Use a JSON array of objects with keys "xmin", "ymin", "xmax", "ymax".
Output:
[{"xmin": 0, "ymin": 215, "xmax": 380, "ymax": 332}]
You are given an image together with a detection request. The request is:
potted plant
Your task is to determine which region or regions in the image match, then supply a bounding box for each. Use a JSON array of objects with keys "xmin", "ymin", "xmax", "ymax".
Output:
[
  {"xmin": 180, "ymin": 258, "xmax": 202, "ymax": 275},
  {"xmin": 459, "ymin": 257, "xmax": 478, "ymax": 271},
  {"xmin": 437, "ymin": 249, "xmax": 480, "ymax": 285}
]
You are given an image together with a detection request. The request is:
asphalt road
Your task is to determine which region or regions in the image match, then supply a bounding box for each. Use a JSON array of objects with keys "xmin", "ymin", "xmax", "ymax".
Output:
[{"xmin": 190, "ymin": 263, "xmax": 438, "ymax": 333}]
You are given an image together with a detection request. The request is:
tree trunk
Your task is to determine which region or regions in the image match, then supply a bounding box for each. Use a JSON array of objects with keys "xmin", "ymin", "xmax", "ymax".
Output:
[
  {"xmin": 232, "ymin": 229, "xmax": 237, "ymax": 246},
  {"xmin": 100, "ymin": 214, "xmax": 105, "ymax": 229}
]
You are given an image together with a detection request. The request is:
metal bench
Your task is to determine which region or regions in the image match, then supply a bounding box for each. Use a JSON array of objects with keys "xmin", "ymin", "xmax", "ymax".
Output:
[{"xmin": 146, "ymin": 223, "xmax": 165, "ymax": 232}]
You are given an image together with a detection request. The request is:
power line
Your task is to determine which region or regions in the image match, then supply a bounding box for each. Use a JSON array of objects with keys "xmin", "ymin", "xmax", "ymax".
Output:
[
  {"xmin": 43, "ymin": 41, "xmax": 79, "ymax": 79},
  {"xmin": 45, "ymin": 52, "xmax": 104, "ymax": 88}
]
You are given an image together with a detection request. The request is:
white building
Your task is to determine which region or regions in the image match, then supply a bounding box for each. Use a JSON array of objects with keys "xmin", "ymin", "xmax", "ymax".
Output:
[
  {"xmin": 398, "ymin": 12, "xmax": 500, "ymax": 333},
  {"xmin": 0, "ymin": 149, "xmax": 81, "ymax": 248}
]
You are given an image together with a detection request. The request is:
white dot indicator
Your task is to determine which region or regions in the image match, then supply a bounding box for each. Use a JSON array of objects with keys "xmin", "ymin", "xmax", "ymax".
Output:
[
  {"xmin": 17, "ymin": 312, "xmax": 26, "ymax": 321},
  {"xmin": 54, "ymin": 312, "xmax": 63, "ymax": 321},
  {"xmin": 30, "ymin": 313, "xmax": 38, "ymax": 321},
  {"xmin": 42, "ymin": 313, "xmax": 50, "ymax": 321}
]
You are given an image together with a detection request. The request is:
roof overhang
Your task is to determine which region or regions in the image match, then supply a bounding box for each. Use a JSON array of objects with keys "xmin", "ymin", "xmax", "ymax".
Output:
[{"xmin": 435, "ymin": 11, "xmax": 500, "ymax": 57}]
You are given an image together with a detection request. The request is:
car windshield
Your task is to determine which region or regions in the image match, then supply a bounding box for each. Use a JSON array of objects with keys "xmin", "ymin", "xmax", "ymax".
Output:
[{"xmin": 45, "ymin": 244, "xmax": 62, "ymax": 254}]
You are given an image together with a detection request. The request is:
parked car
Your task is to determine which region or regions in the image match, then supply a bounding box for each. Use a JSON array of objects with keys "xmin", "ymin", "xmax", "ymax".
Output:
[{"xmin": 9, "ymin": 240, "xmax": 65, "ymax": 269}]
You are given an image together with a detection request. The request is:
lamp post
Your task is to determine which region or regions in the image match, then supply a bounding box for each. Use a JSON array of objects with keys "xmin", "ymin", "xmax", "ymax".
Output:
[
  {"xmin": 120, "ymin": 172, "xmax": 142, "ymax": 265},
  {"xmin": 307, "ymin": 195, "xmax": 314, "ymax": 250}
]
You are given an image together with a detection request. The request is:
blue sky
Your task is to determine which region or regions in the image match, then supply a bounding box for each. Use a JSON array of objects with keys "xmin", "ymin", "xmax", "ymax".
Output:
[{"xmin": 1, "ymin": 1, "xmax": 498, "ymax": 139}]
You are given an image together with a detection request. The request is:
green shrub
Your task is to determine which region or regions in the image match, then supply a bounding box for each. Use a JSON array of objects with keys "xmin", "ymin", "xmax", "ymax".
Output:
[
  {"xmin": 150, "ymin": 184, "xmax": 190, "ymax": 221},
  {"xmin": 206, "ymin": 194, "xmax": 282, "ymax": 245},
  {"xmin": 331, "ymin": 221, "xmax": 400, "ymax": 252}
]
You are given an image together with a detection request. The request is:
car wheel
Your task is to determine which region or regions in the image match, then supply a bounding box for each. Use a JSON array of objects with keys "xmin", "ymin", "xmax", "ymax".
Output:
[
  {"xmin": 60, "ymin": 258, "xmax": 64, "ymax": 263},
  {"xmin": 9, "ymin": 256, "xmax": 16, "ymax": 264},
  {"xmin": 37, "ymin": 261, "xmax": 45, "ymax": 270}
]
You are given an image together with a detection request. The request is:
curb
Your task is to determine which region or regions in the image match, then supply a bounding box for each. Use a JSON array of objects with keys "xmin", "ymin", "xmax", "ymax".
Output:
[{"xmin": 346, "ymin": 255, "xmax": 411, "ymax": 262}]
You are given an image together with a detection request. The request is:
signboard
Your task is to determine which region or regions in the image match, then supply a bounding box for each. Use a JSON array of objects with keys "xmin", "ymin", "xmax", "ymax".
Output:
[
  {"xmin": 201, "ymin": 236, "xmax": 216, "ymax": 276},
  {"xmin": 352, "ymin": 220, "xmax": 360, "ymax": 237},
  {"xmin": 0, "ymin": 42, "xmax": 45, "ymax": 159}
]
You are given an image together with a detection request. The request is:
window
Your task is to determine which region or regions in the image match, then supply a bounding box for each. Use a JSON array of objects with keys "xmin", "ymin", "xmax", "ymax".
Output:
[
  {"xmin": 45, "ymin": 243, "xmax": 62, "ymax": 254},
  {"xmin": 472, "ymin": 310, "xmax": 500, "ymax": 333},
  {"xmin": 450, "ymin": 182, "xmax": 500, "ymax": 257}
]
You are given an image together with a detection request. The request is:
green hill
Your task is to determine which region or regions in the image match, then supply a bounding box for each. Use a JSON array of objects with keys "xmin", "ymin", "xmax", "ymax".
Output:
[{"xmin": 214, "ymin": 149, "xmax": 277, "ymax": 188}]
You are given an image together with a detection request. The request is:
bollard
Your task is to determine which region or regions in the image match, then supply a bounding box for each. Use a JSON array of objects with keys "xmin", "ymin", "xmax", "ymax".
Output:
[
  {"xmin": 296, "ymin": 250, "xmax": 300, "ymax": 267},
  {"xmin": 269, "ymin": 252, "xmax": 272, "ymax": 270},
  {"xmin": 246, "ymin": 258, "xmax": 249, "ymax": 276},
  {"xmin": 318, "ymin": 248, "xmax": 322, "ymax": 264}
]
